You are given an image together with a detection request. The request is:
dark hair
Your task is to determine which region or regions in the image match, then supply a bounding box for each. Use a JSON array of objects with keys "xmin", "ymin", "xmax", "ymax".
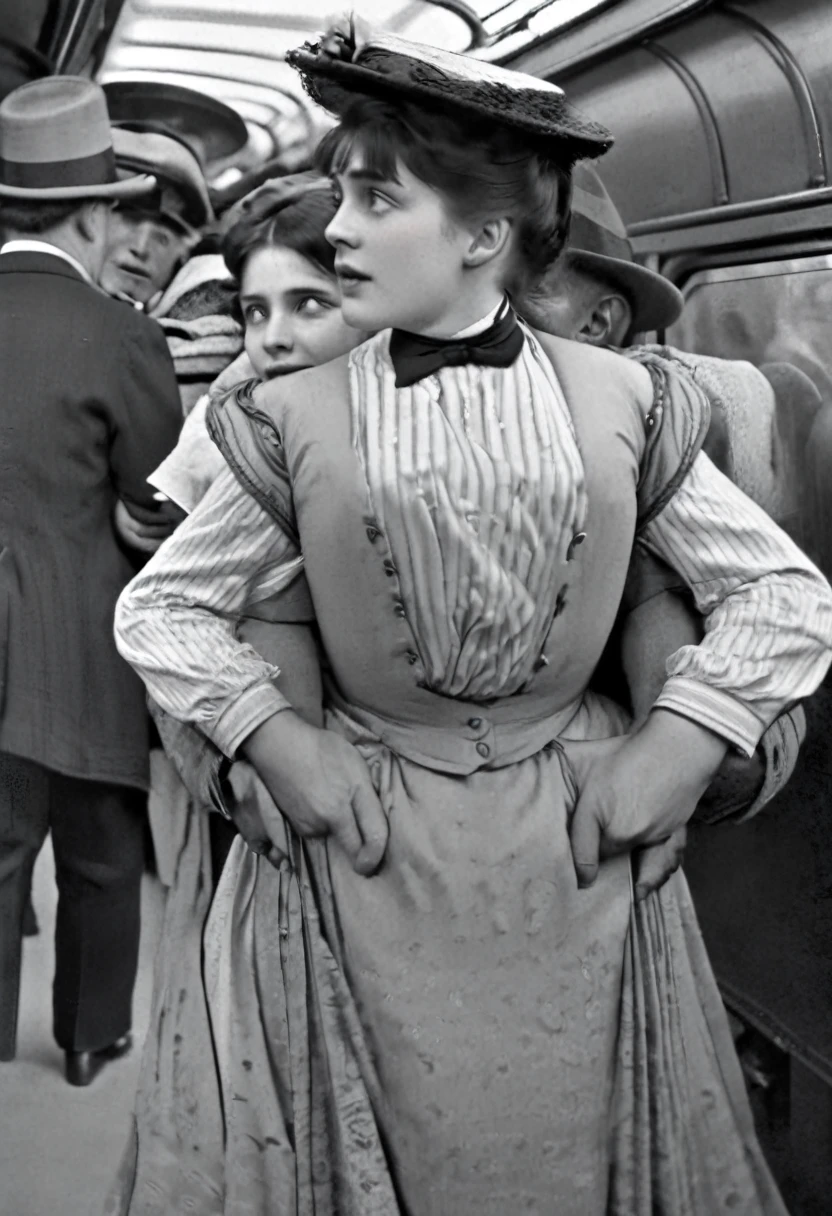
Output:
[
  {"xmin": 220, "ymin": 175, "xmax": 338, "ymax": 282},
  {"xmin": 0, "ymin": 197, "xmax": 84, "ymax": 236},
  {"xmin": 316, "ymin": 95, "xmax": 572, "ymax": 295}
]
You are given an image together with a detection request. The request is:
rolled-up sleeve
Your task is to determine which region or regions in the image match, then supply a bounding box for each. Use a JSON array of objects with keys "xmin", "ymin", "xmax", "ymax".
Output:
[
  {"xmin": 643, "ymin": 451, "xmax": 832, "ymax": 755},
  {"xmin": 114, "ymin": 464, "xmax": 303, "ymax": 757}
]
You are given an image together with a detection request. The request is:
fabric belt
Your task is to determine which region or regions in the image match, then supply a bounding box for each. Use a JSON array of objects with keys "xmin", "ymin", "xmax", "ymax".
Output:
[{"xmin": 326, "ymin": 681, "xmax": 585, "ymax": 775}]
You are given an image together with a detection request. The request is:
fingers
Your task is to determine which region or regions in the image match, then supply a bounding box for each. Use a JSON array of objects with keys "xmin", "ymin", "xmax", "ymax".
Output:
[
  {"xmin": 633, "ymin": 826, "xmax": 687, "ymax": 902},
  {"xmin": 350, "ymin": 773, "xmax": 389, "ymax": 876},
  {"xmin": 568, "ymin": 793, "xmax": 602, "ymax": 890}
]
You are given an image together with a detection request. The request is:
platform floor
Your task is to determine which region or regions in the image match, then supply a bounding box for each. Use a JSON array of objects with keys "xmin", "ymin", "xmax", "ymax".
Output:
[{"xmin": 0, "ymin": 843, "xmax": 164, "ymax": 1216}]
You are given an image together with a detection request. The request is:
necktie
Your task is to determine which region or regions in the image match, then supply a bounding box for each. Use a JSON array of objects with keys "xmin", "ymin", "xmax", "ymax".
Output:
[{"xmin": 389, "ymin": 301, "xmax": 525, "ymax": 389}]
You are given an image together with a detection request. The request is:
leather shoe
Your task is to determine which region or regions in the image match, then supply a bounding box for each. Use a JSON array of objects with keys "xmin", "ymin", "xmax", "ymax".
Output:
[{"xmin": 65, "ymin": 1033, "xmax": 133, "ymax": 1087}]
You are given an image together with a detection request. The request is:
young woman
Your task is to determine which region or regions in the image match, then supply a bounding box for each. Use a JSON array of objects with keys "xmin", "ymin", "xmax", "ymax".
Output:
[
  {"xmin": 113, "ymin": 24, "xmax": 832, "ymax": 1216},
  {"xmin": 148, "ymin": 171, "xmax": 366, "ymax": 514},
  {"xmin": 107, "ymin": 173, "xmax": 371, "ymax": 1212}
]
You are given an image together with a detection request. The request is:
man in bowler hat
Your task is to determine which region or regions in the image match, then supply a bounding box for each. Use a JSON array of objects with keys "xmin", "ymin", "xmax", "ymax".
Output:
[{"xmin": 0, "ymin": 76, "xmax": 182, "ymax": 1084}]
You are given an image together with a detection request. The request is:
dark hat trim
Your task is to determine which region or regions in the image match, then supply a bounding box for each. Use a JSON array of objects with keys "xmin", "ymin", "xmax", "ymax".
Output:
[
  {"xmin": 0, "ymin": 146, "xmax": 117, "ymax": 190},
  {"xmin": 287, "ymin": 41, "xmax": 613, "ymax": 160},
  {"xmin": 569, "ymin": 210, "xmax": 633, "ymax": 266}
]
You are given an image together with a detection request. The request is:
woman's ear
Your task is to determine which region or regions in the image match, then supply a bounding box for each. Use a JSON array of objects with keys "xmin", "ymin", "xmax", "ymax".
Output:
[{"xmin": 463, "ymin": 217, "xmax": 513, "ymax": 269}]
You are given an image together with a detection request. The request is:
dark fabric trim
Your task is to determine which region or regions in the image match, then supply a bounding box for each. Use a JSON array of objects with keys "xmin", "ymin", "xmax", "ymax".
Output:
[
  {"xmin": 0, "ymin": 146, "xmax": 117, "ymax": 189},
  {"xmin": 635, "ymin": 361, "xmax": 711, "ymax": 532},
  {"xmin": 569, "ymin": 212, "xmax": 633, "ymax": 264},
  {"xmin": 206, "ymin": 384, "xmax": 300, "ymax": 547}
]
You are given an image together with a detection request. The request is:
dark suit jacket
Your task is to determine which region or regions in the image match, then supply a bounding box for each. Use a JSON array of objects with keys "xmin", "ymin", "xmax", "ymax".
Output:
[{"xmin": 0, "ymin": 250, "xmax": 182, "ymax": 790}]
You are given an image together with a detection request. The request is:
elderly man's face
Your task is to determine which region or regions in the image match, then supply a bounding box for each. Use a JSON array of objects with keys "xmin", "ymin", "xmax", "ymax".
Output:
[{"xmin": 100, "ymin": 204, "xmax": 189, "ymax": 305}]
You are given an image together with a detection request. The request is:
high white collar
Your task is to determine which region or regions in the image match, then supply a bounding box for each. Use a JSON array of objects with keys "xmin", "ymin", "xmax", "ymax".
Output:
[
  {"xmin": 0, "ymin": 239, "xmax": 92, "ymax": 285},
  {"xmin": 447, "ymin": 297, "xmax": 507, "ymax": 340}
]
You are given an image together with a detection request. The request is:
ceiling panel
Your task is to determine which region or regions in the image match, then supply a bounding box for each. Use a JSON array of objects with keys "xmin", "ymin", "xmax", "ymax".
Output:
[{"xmin": 99, "ymin": 0, "xmax": 620, "ymax": 178}]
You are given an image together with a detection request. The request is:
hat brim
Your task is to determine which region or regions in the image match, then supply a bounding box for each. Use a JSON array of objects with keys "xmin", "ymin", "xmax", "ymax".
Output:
[
  {"xmin": 570, "ymin": 250, "xmax": 685, "ymax": 333},
  {"xmin": 0, "ymin": 172, "xmax": 157, "ymax": 201},
  {"xmin": 103, "ymin": 81, "xmax": 249, "ymax": 164},
  {"xmin": 288, "ymin": 47, "xmax": 612, "ymax": 160}
]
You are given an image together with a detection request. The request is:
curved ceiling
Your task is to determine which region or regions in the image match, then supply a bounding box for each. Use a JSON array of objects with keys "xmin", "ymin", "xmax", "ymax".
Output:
[{"xmin": 99, "ymin": 0, "xmax": 618, "ymax": 178}]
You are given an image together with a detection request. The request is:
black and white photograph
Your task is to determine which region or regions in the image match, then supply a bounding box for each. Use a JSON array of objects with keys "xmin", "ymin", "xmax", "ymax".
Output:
[{"xmin": 0, "ymin": 1, "xmax": 830, "ymax": 1213}]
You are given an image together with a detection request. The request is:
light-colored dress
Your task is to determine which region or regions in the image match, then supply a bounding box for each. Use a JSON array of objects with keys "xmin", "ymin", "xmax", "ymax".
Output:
[{"xmin": 111, "ymin": 328, "xmax": 832, "ymax": 1214}]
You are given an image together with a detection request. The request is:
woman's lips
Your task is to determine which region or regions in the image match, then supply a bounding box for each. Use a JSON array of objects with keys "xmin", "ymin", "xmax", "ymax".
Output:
[
  {"xmin": 336, "ymin": 262, "xmax": 371, "ymax": 292},
  {"xmin": 261, "ymin": 362, "xmax": 311, "ymax": 379}
]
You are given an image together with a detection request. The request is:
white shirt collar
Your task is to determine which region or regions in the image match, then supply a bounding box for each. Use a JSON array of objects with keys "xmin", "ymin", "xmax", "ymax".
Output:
[
  {"xmin": 449, "ymin": 297, "xmax": 507, "ymax": 340},
  {"xmin": 0, "ymin": 239, "xmax": 92, "ymax": 285}
]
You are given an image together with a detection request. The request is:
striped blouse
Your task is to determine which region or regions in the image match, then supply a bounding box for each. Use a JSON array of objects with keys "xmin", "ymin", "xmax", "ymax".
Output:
[{"xmin": 115, "ymin": 331, "xmax": 832, "ymax": 760}]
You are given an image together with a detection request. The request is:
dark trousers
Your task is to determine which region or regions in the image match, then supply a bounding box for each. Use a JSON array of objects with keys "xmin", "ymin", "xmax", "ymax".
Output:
[{"xmin": 0, "ymin": 752, "xmax": 145, "ymax": 1059}]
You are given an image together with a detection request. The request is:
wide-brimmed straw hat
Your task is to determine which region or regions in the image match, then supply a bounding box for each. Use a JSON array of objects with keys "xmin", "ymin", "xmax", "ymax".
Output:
[
  {"xmin": 287, "ymin": 18, "xmax": 613, "ymax": 161},
  {"xmin": 568, "ymin": 162, "xmax": 683, "ymax": 333},
  {"xmin": 111, "ymin": 126, "xmax": 214, "ymax": 232},
  {"xmin": 0, "ymin": 76, "xmax": 155, "ymax": 200}
]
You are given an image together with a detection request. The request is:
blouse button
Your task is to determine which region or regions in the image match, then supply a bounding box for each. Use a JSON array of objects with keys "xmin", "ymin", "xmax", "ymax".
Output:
[
  {"xmin": 646, "ymin": 404, "xmax": 664, "ymax": 431},
  {"xmin": 476, "ymin": 741, "xmax": 490, "ymax": 758},
  {"xmin": 366, "ymin": 526, "xmax": 380, "ymax": 542},
  {"xmin": 406, "ymin": 650, "xmax": 419, "ymax": 665},
  {"xmin": 383, "ymin": 560, "xmax": 397, "ymax": 577},
  {"xmin": 468, "ymin": 717, "xmax": 482, "ymax": 730},
  {"xmin": 566, "ymin": 532, "xmax": 586, "ymax": 562},
  {"xmin": 394, "ymin": 602, "xmax": 407, "ymax": 618}
]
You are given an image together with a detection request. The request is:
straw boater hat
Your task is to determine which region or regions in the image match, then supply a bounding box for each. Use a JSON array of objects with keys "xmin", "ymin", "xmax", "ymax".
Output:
[
  {"xmin": 0, "ymin": 76, "xmax": 155, "ymax": 200},
  {"xmin": 111, "ymin": 125, "xmax": 214, "ymax": 233},
  {"xmin": 287, "ymin": 18, "xmax": 613, "ymax": 161},
  {"xmin": 568, "ymin": 162, "xmax": 684, "ymax": 333}
]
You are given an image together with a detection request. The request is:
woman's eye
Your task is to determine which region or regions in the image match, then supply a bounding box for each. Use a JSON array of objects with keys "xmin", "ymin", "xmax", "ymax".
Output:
[
  {"xmin": 244, "ymin": 304, "xmax": 266, "ymax": 324},
  {"xmin": 297, "ymin": 296, "xmax": 332, "ymax": 317},
  {"xmin": 368, "ymin": 189, "xmax": 392, "ymax": 212}
]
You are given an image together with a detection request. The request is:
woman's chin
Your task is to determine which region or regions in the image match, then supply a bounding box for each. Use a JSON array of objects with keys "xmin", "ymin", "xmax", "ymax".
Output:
[{"xmin": 341, "ymin": 300, "xmax": 384, "ymax": 333}]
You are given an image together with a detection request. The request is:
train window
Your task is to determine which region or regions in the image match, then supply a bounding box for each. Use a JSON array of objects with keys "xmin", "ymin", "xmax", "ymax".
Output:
[
  {"xmin": 668, "ymin": 255, "xmax": 832, "ymax": 571},
  {"xmin": 669, "ymin": 256, "xmax": 832, "ymax": 402}
]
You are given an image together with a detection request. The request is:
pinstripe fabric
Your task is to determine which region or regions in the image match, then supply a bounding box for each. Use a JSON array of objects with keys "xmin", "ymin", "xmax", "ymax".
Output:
[
  {"xmin": 115, "ymin": 337, "xmax": 832, "ymax": 760},
  {"xmin": 349, "ymin": 328, "xmax": 586, "ymax": 698},
  {"xmin": 114, "ymin": 464, "xmax": 300, "ymax": 755},
  {"xmin": 646, "ymin": 450, "xmax": 832, "ymax": 754}
]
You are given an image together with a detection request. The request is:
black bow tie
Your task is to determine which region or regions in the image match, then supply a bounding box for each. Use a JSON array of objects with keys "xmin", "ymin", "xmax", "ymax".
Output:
[{"xmin": 389, "ymin": 302, "xmax": 525, "ymax": 389}]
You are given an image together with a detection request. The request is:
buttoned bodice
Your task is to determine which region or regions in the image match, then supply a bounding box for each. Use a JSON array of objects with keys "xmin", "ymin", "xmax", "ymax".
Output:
[{"xmin": 225, "ymin": 329, "xmax": 650, "ymax": 764}]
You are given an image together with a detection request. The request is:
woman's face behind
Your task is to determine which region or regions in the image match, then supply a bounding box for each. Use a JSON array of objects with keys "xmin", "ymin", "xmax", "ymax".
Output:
[{"xmin": 240, "ymin": 245, "xmax": 368, "ymax": 379}]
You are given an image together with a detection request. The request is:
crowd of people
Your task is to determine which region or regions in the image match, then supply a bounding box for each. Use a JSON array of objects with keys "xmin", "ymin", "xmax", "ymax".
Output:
[{"xmin": 0, "ymin": 18, "xmax": 830, "ymax": 1216}]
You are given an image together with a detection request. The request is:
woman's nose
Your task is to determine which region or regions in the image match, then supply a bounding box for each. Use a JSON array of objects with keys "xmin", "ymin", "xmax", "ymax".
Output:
[
  {"xmin": 263, "ymin": 316, "xmax": 293, "ymax": 352},
  {"xmin": 325, "ymin": 201, "xmax": 357, "ymax": 248}
]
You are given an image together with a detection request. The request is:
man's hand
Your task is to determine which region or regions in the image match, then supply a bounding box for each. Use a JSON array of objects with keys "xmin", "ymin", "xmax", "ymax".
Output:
[
  {"xmin": 562, "ymin": 710, "xmax": 728, "ymax": 889},
  {"xmin": 242, "ymin": 710, "xmax": 389, "ymax": 876},
  {"xmin": 114, "ymin": 499, "xmax": 178, "ymax": 553},
  {"xmin": 225, "ymin": 762, "xmax": 286, "ymax": 869},
  {"xmin": 632, "ymin": 826, "xmax": 688, "ymax": 902}
]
